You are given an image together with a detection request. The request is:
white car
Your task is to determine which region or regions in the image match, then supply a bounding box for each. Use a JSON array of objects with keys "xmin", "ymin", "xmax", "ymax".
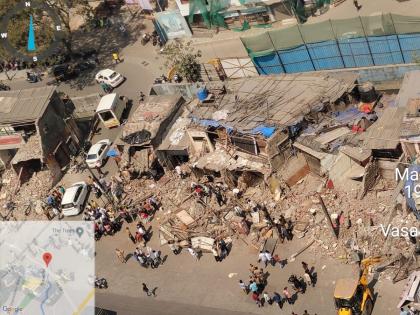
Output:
[
  {"xmin": 85, "ymin": 139, "xmax": 111, "ymax": 168},
  {"xmin": 95, "ymin": 69, "xmax": 125, "ymax": 87},
  {"xmin": 61, "ymin": 182, "xmax": 89, "ymax": 217}
]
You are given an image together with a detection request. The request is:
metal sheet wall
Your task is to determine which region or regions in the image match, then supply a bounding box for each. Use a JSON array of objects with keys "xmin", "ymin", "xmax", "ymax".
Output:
[{"xmin": 253, "ymin": 33, "xmax": 420, "ymax": 75}]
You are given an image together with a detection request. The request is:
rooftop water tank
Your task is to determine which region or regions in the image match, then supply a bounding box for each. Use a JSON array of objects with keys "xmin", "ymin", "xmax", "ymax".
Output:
[{"xmin": 197, "ymin": 88, "xmax": 208, "ymax": 101}]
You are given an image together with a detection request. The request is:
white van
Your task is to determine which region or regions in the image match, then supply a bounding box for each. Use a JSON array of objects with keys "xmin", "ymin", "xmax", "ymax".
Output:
[{"xmin": 96, "ymin": 93, "xmax": 127, "ymax": 129}]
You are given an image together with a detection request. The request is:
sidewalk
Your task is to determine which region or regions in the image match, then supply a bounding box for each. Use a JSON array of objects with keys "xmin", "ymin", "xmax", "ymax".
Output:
[{"xmin": 0, "ymin": 69, "xmax": 30, "ymax": 81}]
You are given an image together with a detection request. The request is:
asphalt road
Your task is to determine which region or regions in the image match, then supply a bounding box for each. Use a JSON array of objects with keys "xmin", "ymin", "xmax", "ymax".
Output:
[{"xmin": 96, "ymin": 292, "xmax": 256, "ymax": 315}]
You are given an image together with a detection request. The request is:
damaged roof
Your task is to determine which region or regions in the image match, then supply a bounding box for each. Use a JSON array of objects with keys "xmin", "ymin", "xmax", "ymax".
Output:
[
  {"xmin": 0, "ymin": 86, "xmax": 56, "ymax": 125},
  {"xmin": 190, "ymin": 72, "xmax": 357, "ymax": 135},
  {"xmin": 11, "ymin": 134, "xmax": 43, "ymax": 164},
  {"xmin": 360, "ymin": 107, "xmax": 406, "ymax": 150},
  {"xmin": 395, "ymin": 70, "xmax": 420, "ymax": 108},
  {"xmin": 121, "ymin": 95, "xmax": 184, "ymax": 145}
]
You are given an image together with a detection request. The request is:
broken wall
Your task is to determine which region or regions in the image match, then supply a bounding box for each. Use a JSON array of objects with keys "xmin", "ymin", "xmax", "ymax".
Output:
[
  {"xmin": 37, "ymin": 93, "xmax": 80, "ymax": 160},
  {"xmin": 187, "ymin": 129, "xmax": 214, "ymax": 155},
  {"xmin": 266, "ymin": 129, "xmax": 289, "ymax": 171}
]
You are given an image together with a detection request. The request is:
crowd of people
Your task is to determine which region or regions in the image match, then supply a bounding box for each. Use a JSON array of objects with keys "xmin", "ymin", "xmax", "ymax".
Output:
[{"xmin": 240, "ymin": 258, "xmax": 318, "ymax": 313}]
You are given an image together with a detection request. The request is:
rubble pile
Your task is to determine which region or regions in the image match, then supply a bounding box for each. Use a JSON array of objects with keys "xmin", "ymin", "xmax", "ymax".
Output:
[{"xmin": 0, "ymin": 169, "xmax": 54, "ymax": 220}]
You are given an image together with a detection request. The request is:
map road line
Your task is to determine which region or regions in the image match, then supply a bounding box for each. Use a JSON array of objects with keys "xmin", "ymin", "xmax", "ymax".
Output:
[{"xmin": 72, "ymin": 288, "xmax": 95, "ymax": 315}]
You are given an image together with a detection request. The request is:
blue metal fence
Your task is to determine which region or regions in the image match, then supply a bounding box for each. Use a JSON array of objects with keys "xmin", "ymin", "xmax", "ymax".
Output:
[{"xmin": 252, "ymin": 33, "xmax": 420, "ymax": 74}]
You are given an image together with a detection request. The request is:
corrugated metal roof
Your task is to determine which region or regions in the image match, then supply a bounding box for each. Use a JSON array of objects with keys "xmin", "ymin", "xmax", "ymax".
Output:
[
  {"xmin": 361, "ymin": 107, "xmax": 406, "ymax": 150},
  {"xmin": 395, "ymin": 70, "xmax": 420, "ymax": 108},
  {"xmin": 190, "ymin": 72, "xmax": 357, "ymax": 134},
  {"xmin": 0, "ymin": 86, "xmax": 56, "ymax": 125}
]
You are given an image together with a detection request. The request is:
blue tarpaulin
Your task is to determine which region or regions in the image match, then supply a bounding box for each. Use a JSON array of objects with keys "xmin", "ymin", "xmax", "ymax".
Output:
[
  {"xmin": 403, "ymin": 164, "xmax": 420, "ymax": 220},
  {"xmin": 106, "ymin": 148, "xmax": 119, "ymax": 157},
  {"xmin": 193, "ymin": 118, "xmax": 276, "ymax": 138},
  {"xmin": 251, "ymin": 126, "xmax": 276, "ymax": 138}
]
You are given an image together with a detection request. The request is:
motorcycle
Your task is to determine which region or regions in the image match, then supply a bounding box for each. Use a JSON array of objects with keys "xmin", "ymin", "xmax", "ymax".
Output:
[
  {"xmin": 141, "ymin": 33, "xmax": 151, "ymax": 46},
  {"xmin": 0, "ymin": 82, "xmax": 10, "ymax": 91},
  {"xmin": 154, "ymin": 74, "xmax": 169, "ymax": 84},
  {"xmin": 173, "ymin": 74, "xmax": 182, "ymax": 83},
  {"xmin": 26, "ymin": 71, "xmax": 41, "ymax": 83},
  {"xmin": 95, "ymin": 277, "xmax": 108, "ymax": 289}
]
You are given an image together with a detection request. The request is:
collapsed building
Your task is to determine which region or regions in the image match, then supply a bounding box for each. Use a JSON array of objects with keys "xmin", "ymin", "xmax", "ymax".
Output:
[{"xmin": 0, "ymin": 86, "xmax": 81, "ymax": 183}]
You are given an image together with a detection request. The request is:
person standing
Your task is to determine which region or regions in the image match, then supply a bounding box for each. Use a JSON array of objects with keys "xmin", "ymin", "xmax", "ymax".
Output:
[
  {"xmin": 239, "ymin": 280, "xmax": 249, "ymax": 294},
  {"xmin": 283, "ymin": 287, "xmax": 292, "ymax": 304},
  {"xmin": 219, "ymin": 239, "xmax": 228, "ymax": 259},
  {"xmin": 272, "ymin": 292, "xmax": 282, "ymax": 308},
  {"xmin": 212, "ymin": 244, "xmax": 220, "ymax": 262},
  {"xmin": 126, "ymin": 227, "xmax": 136, "ymax": 244},
  {"xmin": 249, "ymin": 281, "xmax": 258, "ymax": 294},
  {"xmin": 115, "ymin": 248, "xmax": 126, "ymax": 263},
  {"xmin": 258, "ymin": 251, "xmax": 268, "ymax": 267},
  {"xmin": 251, "ymin": 292, "xmax": 262, "ymax": 307},
  {"xmin": 400, "ymin": 308, "xmax": 409, "ymax": 315},
  {"xmin": 263, "ymin": 292, "xmax": 272, "ymax": 305},
  {"xmin": 96, "ymin": 165, "xmax": 104, "ymax": 176},
  {"xmin": 264, "ymin": 250, "xmax": 274, "ymax": 266},
  {"xmin": 187, "ymin": 247, "xmax": 199, "ymax": 261},
  {"xmin": 168, "ymin": 240, "xmax": 181, "ymax": 255},
  {"xmin": 303, "ymin": 311, "xmax": 310, "ymax": 315}
]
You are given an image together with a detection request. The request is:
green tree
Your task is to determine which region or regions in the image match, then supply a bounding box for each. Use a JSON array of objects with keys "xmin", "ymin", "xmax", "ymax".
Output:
[
  {"xmin": 45, "ymin": 0, "xmax": 93, "ymax": 54},
  {"xmin": 162, "ymin": 40, "xmax": 202, "ymax": 83}
]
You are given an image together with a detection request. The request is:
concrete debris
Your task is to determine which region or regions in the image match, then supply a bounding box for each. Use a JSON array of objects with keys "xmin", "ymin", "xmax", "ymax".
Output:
[{"xmin": 0, "ymin": 168, "xmax": 54, "ymax": 220}]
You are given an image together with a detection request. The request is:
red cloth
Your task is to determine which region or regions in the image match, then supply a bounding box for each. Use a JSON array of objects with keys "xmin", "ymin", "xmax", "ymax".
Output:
[{"xmin": 251, "ymin": 293, "xmax": 259, "ymax": 301}]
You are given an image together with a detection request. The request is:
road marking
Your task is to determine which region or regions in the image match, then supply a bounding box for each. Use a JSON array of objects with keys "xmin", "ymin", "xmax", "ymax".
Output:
[{"xmin": 72, "ymin": 288, "xmax": 95, "ymax": 315}]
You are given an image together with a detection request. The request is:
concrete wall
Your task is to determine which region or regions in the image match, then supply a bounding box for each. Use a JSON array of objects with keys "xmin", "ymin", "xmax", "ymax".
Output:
[
  {"xmin": 37, "ymin": 92, "xmax": 81, "ymax": 164},
  {"xmin": 318, "ymin": 63, "xmax": 420, "ymax": 88}
]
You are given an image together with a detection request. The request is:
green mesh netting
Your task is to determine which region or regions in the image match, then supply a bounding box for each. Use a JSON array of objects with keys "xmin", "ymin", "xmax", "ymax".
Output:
[
  {"xmin": 241, "ymin": 13, "xmax": 420, "ymax": 57},
  {"xmin": 188, "ymin": 0, "xmax": 227, "ymax": 29}
]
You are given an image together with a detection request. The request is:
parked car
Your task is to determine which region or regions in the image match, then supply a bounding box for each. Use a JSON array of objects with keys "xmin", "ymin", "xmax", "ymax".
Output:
[
  {"xmin": 61, "ymin": 182, "xmax": 89, "ymax": 216},
  {"xmin": 95, "ymin": 69, "xmax": 125, "ymax": 87},
  {"xmin": 51, "ymin": 64, "xmax": 79, "ymax": 81},
  {"xmin": 85, "ymin": 139, "xmax": 111, "ymax": 168}
]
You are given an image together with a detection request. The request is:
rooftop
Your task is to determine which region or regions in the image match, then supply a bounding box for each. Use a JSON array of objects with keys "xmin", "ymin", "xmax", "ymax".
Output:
[
  {"xmin": 0, "ymin": 86, "xmax": 56, "ymax": 126},
  {"xmin": 121, "ymin": 95, "xmax": 184, "ymax": 145},
  {"xmin": 190, "ymin": 73, "xmax": 357, "ymax": 136}
]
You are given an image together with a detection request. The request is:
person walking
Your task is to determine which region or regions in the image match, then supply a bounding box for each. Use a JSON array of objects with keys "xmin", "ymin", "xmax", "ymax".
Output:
[
  {"xmin": 112, "ymin": 52, "xmax": 122, "ymax": 64},
  {"xmin": 283, "ymin": 287, "xmax": 292, "ymax": 304},
  {"xmin": 187, "ymin": 247, "xmax": 199, "ymax": 261},
  {"xmin": 142, "ymin": 283, "xmax": 155, "ymax": 297},
  {"xmin": 353, "ymin": 0, "xmax": 362, "ymax": 11},
  {"xmin": 239, "ymin": 280, "xmax": 249, "ymax": 294},
  {"xmin": 303, "ymin": 311, "xmax": 310, "ymax": 315},
  {"xmin": 126, "ymin": 227, "xmax": 136, "ymax": 244},
  {"xmin": 115, "ymin": 248, "xmax": 126, "ymax": 263},
  {"xmin": 258, "ymin": 251, "xmax": 268, "ymax": 267}
]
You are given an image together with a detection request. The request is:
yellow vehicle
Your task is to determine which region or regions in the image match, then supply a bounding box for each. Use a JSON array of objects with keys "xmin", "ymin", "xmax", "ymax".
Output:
[{"xmin": 334, "ymin": 257, "xmax": 381, "ymax": 315}]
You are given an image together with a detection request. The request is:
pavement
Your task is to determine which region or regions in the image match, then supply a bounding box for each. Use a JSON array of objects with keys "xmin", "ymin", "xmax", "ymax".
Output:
[{"xmin": 191, "ymin": 0, "xmax": 420, "ymax": 60}]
